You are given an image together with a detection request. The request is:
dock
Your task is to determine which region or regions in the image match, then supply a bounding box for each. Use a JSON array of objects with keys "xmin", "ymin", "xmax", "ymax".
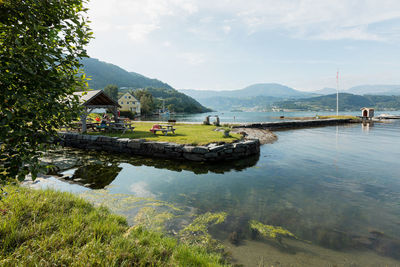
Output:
[
  {"xmin": 231, "ymin": 118, "xmax": 355, "ymax": 130},
  {"xmin": 375, "ymin": 115, "xmax": 400, "ymax": 120}
]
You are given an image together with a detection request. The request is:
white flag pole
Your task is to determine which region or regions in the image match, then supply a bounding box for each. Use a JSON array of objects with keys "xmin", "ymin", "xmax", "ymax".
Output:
[{"xmin": 336, "ymin": 69, "xmax": 339, "ymax": 116}]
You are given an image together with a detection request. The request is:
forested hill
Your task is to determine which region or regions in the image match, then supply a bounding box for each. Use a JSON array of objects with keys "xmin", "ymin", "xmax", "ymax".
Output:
[
  {"xmin": 80, "ymin": 58, "xmax": 173, "ymax": 90},
  {"xmin": 143, "ymin": 88, "xmax": 212, "ymax": 113},
  {"xmin": 80, "ymin": 58, "xmax": 211, "ymax": 113},
  {"xmin": 274, "ymin": 93, "xmax": 400, "ymax": 111}
]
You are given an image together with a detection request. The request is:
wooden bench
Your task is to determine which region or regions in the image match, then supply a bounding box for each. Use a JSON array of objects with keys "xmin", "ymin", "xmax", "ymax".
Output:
[
  {"xmin": 150, "ymin": 124, "xmax": 176, "ymax": 135},
  {"xmin": 110, "ymin": 122, "xmax": 135, "ymax": 134}
]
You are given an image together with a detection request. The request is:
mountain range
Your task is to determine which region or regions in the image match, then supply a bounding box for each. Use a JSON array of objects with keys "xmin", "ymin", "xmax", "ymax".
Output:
[
  {"xmin": 180, "ymin": 84, "xmax": 400, "ymax": 111},
  {"xmin": 180, "ymin": 83, "xmax": 314, "ymax": 99},
  {"xmin": 80, "ymin": 57, "xmax": 400, "ymax": 112},
  {"xmin": 275, "ymin": 93, "xmax": 400, "ymax": 111}
]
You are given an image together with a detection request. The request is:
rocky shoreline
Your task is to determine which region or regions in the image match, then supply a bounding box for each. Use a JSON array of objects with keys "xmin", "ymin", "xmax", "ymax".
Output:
[{"xmin": 56, "ymin": 133, "xmax": 260, "ymax": 162}]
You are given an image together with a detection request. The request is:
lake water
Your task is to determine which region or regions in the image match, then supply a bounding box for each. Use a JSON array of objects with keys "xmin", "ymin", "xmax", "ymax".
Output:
[
  {"xmin": 30, "ymin": 113, "xmax": 400, "ymax": 266},
  {"xmin": 146, "ymin": 110, "xmax": 400, "ymax": 123}
]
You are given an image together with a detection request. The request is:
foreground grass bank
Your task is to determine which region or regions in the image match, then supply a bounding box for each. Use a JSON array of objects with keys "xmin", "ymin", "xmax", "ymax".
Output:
[
  {"xmin": 87, "ymin": 122, "xmax": 240, "ymax": 145},
  {"xmin": 0, "ymin": 185, "xmax": 227, "ymax": 266}
]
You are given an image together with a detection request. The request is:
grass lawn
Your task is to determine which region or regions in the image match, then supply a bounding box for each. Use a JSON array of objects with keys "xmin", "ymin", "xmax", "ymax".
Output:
[
  {"xmin": 0, "ymin": 185, "xmax": 227, "ymax": 266},
  {"xmin": 87, "ymin": 122, "xmax": 241, "ymax": 146},
  {"xmin": 317, "ymin": 115, "xmax": 359, "ymax": 120}
]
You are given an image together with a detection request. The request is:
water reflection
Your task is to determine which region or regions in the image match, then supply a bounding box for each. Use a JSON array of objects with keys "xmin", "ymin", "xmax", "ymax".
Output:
[
  {"xmin": 69, "ymin": 164, "xmax": 122, "ymax": 189},
  {"xmin": 44, "ymin": 147, "xmax": 260, "ymax": 187},
  {"xmin": 37, "ymin": 120, "xmax": 400, "ymax": 265}
]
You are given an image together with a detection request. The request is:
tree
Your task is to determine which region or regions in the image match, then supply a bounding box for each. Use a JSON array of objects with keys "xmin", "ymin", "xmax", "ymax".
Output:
[
  {"xmin": 0, "ymin": 0, "xmax": 92, "ymax": 182},
  {"xmin": 103, "ymin": 84, "xmax": 118, "ymax": 101},
  {"xmin": 133, "ymin": 89, "xmax": 155, "ymax": 115}
]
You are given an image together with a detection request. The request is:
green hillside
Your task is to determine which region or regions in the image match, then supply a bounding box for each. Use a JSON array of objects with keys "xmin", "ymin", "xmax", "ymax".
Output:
[
  {"xmin": 274, "ymin": 93, "xmax": 400, "ymax": 111},
  {"xmin": 142, "ymin": 88, "xmax": 212, "ymax": 113},
  {"xmin": 81, "ymin": 58, "xmax": 173, "ymax": 90},
  {"xmin": 80, "ymin": 58, "xmax": 210, "ymax": 113}
]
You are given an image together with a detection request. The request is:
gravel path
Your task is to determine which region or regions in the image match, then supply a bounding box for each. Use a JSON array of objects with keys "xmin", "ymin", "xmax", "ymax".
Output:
[{"xmin": 231, "ymin": 128, "xmax": 277, "ymax": 144}]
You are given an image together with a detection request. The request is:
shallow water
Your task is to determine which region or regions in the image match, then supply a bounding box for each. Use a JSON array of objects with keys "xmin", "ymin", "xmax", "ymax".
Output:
[{"xmin": 30, "ymin": 118, "xmax": 400, "ymax": 266}]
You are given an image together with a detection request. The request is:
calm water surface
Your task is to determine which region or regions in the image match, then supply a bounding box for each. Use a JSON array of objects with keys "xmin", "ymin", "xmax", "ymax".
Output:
[
  {"xmin": 32, "ymin": 116, "xmax": 400, "ymax": 266},
  {"xmin": 146, "ymin": 110, "xmax": 400, "ymax": 123}
]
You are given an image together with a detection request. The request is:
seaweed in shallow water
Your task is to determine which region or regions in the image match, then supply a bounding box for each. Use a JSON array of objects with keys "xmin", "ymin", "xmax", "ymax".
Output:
[{"xmin": 249, "ymin": 220, "xmax": 296, "ymax": 244}]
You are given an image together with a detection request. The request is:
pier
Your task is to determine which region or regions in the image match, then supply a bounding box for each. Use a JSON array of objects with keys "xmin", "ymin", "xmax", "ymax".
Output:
[{"xmin": 232, "ymin": 118, "xmax": 356, "ymax": 130}]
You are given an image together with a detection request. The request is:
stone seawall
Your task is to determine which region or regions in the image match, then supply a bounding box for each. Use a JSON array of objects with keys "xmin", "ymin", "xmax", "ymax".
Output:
[
  {"xmin": 232, "ymin": 118, "xmax": 355, "ymax": 130},
  {"xmin": 57, "ymin": 133, "xmax": 260, "ymax": 162}
]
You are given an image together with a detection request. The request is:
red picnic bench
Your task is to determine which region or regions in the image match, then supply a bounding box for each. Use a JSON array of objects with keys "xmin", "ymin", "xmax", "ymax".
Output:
[{"xmin": 149, "ymin": 124, "xmax": 176, "ymax": 135}]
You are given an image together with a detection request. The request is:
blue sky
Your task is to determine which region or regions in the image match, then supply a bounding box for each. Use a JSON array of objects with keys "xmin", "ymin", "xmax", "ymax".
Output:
[{"xmin": 87, "ymin": 0, "xmax": 400, "ymax": 91}]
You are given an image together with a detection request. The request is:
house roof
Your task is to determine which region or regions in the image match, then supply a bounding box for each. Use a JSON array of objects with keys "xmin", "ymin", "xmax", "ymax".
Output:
[
  {"xmin": 73, "ymin": 90, "xmax": 121, "ymax": 108},
  {"xmin": 118, "ymin": 92, "xmax": 139, "ymax": 102}
]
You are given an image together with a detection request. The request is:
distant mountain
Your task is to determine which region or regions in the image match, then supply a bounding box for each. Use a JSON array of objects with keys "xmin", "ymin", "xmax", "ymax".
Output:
[
  {"xmin": 313, "ymin": 87, "xmax": 338, "ymax": 95},
  {"xmin": 81, "ymin": 58, "xmax": 173, "ymax": 90},
  {"xmin": 347, "ymin": 85, "xmax": 400, "ymax": 95},
  {"xmin": 80, "ymin": 58, "xmax": 210, "ymax": 113},
  {"xmin": 179, "ymin": 83, "xmax": 316, "ymax": 111},
  {"xmin": 274, "ymin": 93, "xmax": 400, "ymax": 111},
  {"xmin": 181, "ymin": 83, "xmax": 313, "ymax": 99},
  {"xmin": 195, "ymin": 96, "xmax": 281, "ymax": 111}
]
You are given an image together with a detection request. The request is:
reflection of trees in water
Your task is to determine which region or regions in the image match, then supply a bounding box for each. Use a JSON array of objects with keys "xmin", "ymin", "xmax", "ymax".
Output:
[
  {"xmin": 71, "ymin": 164, "xmax": 122, "ymax": 189},
  {"xmin": 46, "ymin": 146, "xmax": 260, "ymax": 176},
  {"xmin": 43, "ymin": 147, "xmax": 259, "ymax": 189},
  {"xmin": 124, "ymin": 154, "xmax": 260, "ymax": 175}
]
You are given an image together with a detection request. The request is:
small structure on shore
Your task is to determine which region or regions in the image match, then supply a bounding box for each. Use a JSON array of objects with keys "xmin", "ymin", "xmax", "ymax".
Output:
[
  {"xmin": 361, "ymin": 107, "xmax": 374, "ymax": 120},
  {"xmin": 204, "ymin": 115, "xmax": 220, "ymax": 126},
  {"xmin": 73, "ymin": 90, "xmax": 121, "ymax": 132}
]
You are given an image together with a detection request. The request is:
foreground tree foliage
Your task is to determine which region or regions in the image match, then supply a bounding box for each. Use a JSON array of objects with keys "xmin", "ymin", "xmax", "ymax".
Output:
[{"xmin": 0, "ymin": 0, "xmax": 92, "ymax": 182}]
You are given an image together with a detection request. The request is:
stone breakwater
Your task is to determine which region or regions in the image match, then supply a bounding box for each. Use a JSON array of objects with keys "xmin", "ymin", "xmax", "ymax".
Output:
[
  {"xmin": 232, "ymin": 118, "xmax": 355, "ymax": 130},
  {"xmin": 57, "ymin": 133, "xmax": 260, "ymax": 162}
]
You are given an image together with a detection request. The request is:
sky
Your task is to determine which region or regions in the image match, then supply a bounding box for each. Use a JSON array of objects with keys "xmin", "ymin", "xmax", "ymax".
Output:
[{"xmin": 86, "ymin": 0, "xmax": 400, "ymax": 92}]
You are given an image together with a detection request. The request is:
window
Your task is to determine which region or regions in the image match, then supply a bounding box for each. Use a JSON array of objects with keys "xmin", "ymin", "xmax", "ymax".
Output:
[
  {"xmin": 124, "ymin": 96, "xmax": 127, "ymax": 99},
  {"xmin": 128, "ymin": 96, "xmax": 131, "ymax": 99},
  {"xmin": 127, "ymin": 101, "xmax": 129, "ymax": 104},
  {"xmin": 121, "ymin": 101, "xmax": 123, "ymax": 104}
]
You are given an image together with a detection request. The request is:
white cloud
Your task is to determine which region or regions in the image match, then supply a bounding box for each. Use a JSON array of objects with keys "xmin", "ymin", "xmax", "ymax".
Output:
[
  {"xmin": 231, "ymin": 0, "xmax": 400, "ymax": 41},
  {"xmin": 179, "ymin": 52, "xmax": 206, "ymax": 65},
  {"xmin": 222, "ymin": 25, "xmax": 231, "ymax": 34},
  {"xmin": 88, "ymin": 0, "xmax": 400, "ymax": 42},
  {"xmin": 126, "ymin": 23, "xmax": 160, "ymax": 42},
  {"xmin": 312, "ymin": 26, "xmax": 385, "ymax": 41},
  {"xmin": 88, "ymin": 0, "xmax": 199, "ymax": 42},
  {"xmin": 162, "ymin": 41, "xmax": 172, "ymax": 47}
]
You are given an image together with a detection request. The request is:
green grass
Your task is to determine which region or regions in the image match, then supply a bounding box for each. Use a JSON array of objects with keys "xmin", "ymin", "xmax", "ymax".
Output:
[
  {"xmin": 0, "ymin": 185, "xmax": 227, "ymax": 266},
  {"xmin": 317, "ymin": 115, "xmax": 359, "ymax": 120},
  {"xmin": 87, "ymin": 122, "xmax": 241, "ymax": 145}
]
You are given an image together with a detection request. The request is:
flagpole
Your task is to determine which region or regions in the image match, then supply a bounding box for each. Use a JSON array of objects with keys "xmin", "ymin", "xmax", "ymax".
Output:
[{"xmin": 336, "ymin": 69, "xmax": 339, "ymax": 116}]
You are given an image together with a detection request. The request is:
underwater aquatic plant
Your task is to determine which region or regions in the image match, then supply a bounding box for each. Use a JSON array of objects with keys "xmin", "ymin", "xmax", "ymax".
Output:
[
  {"xmin": 249, "ymin": 220, "xmax": 296, "ymax": 243},
  {"xmin": 135, "ymin": 207, "xmax": 174, "ymax": 232},
  {"xmin": 180, "ymin": 212, "xmax": 227, "ymax": 251}
]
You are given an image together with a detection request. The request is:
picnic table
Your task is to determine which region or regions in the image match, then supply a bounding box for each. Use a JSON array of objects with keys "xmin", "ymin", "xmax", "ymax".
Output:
[
  {"xmin": 108, "ymin": 121, "xmax": 135, "ymax": 134},
  {"xmin": 66, "ymin": 120, "xmax": 134, "ymax": 133},
  {"xmin": 150, "ymin": 124, "xmax": 176, "ymax": 135}
]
